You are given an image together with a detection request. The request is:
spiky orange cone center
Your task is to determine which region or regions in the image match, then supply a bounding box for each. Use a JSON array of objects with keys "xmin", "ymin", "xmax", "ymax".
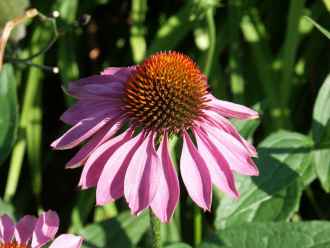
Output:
[
  {"xmin": 0, "ymin": 242, "xmax": 29, "ymax": 248},
  {"xmin": 124, "ymin": 52, "xmax": 208, "ymax": 133}
]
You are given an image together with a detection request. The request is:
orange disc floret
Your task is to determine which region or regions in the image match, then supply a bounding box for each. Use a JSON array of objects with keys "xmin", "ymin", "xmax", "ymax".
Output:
[
  {"xmin": 124, "ymin": 51, "xmax": 208, "ymax": 133},
  {"xmin": 0, "ymin": 242, "xmax": 29, "ymax": 248}
]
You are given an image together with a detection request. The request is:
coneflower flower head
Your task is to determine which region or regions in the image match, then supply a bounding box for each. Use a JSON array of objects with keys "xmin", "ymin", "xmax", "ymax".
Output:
[
  {"xmin": 0, "ymin": 211, "xmax": 83, "ymax": 248},
  {"xmin": 52, "ymin": 51, "xmax": 259, "ymax": 223}
]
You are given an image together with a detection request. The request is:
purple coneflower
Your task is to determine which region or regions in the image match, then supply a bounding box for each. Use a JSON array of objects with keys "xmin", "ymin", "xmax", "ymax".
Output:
[
  {"xmin": 52, "ymin": 51, "xmax": 259, "ymax": 222},
  {"xmin": 0, "ymin": 210, "xmax": 83, "ymax": 248}
]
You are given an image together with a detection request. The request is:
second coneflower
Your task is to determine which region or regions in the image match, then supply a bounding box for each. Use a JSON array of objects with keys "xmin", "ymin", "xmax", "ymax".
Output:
[{"xmin": 51, "ymin": 51, "xmax": 259, "ymax": 223}]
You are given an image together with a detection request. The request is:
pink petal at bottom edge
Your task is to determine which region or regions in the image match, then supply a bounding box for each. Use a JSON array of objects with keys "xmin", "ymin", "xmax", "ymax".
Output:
[
  {"xmin": 14, "ymin": 215, "xmax": 37, "ymax": 245},
  {"xmin": 31, "ymin": 211, "xmax": 59, "ymax": 248},
  {"xmin": 49, "ymin": 234, "xmax": 83, "ymax": 248},
  {"xmin": 96, "ymin": 131, "xmax": 144, "ymax": 205},
  {"xmin": 124, "ymin": 132, "xmax": 161, "ymax": 215},
  {"xmin": 79, "ymin": 129, "xmax": 134, "ymax": 189},
  {"xmin": 66, "ymin": 120, "xmax": 121, "ymax": 168},
  {"xmin": 193, "ymin": 128, "xmax": 239, "ymax": 198},
  {"xmin": 180, "ymin": 131, "xmax": 212, "ymax": 211},
  {"xmin": 0, "ymin": 215, "xmax": 14, "ymax": 244},
  {"xmin": 151, "ymin": 133, "xmax": 180, "ymax": 223}
]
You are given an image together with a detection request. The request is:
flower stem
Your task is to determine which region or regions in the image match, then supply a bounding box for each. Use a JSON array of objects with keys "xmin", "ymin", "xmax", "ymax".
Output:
[
  {"xmin": 203, "ymin": 7, "xmax": 216, "ymax": 77},
  {"xmin": 194, "ymin": 206, "xmax": 202, "ymax": 246},
  {"xmin": 149, "ymin": 209, "xmax": 161, "ymax": 248}
]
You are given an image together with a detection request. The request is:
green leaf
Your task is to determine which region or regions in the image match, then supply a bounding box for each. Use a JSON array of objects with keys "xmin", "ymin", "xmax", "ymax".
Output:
[
  {"xmin": 0, "ymin": 64, "xmax": 18, "ymax": 164},
  {"xmin": 80, "ymin": 211, "xmax": 149, "ymax": 248},
  {"xmin": 199, "ymin": 221, "xmax": 330, "ymax": 248},
  {"xmin": 312, "ymin": 74, "xmax": 330, "ymax": 192},
  {"xmin": 215, "ymin": 131, "xmax": 313, "ymax": 229},
  {"xmin": 165, "ymin": 243, "xmax": 192, "ymax": 248}
]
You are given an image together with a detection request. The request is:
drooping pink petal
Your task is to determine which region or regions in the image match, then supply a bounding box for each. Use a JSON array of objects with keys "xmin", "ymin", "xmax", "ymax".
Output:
[
  {"xmin": 60, "ymin": 100, "xmax": 120, "ymax": 125},
  {"xmin": 101, "ymin": 66, "xmax": 135, "ymax": 82},
  {"xmin": 206, "ymin": 94, "xmax": 259, "ymax": 120},
  {"xmin": 201, "ymin": 124, "xmax": 259, "ymax": 176},
  {"xmin": 124, "ymin": 132, "xmax": 161, "ymax": 215},
  {"xmin": 51, "ymin": 111, "xmax": 112, "ymax": 150},
  {"xmin": 14, "ymin": 215, "xmax": 37, "ymax": 244},
  {"xmin": 180, "ymin": 131, "xmax": 212, "ymax": 210},
  {"xmin": 80, "ymin": 129, "xmax": 134, "ymax": 189},
  {"xmin": 31, "ymin": 211, "xmax": 59, "ymax": 248},
  {"xmin": 193, "ymin": 128, "xmax": 239, "ymax": 198},
  {"xmin": 66, "ymin": 120, "xmax": 122, "ymax": 168},
  {"xmin": 96, "ymin": 131, "xmax": 145, "ymax": 205},
  {"xmin": 0, "ymin": 215, "xmax": 14, "ymax": 244},
  {"xmin": 151, "ymin": 133, "xmax": 180, "ymax": 223},
  {"xmin": 49, "ymin": 234, "xmax": 83, "ymax": 248},
  {"xmin": 203, "ymin": 109, "xmax": 257, "ymax": 156}
]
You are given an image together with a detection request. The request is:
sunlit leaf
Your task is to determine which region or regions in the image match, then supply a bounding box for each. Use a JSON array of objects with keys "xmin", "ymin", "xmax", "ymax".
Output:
[
  {"xmin": 80, "ymin": 211, "xmax": 149, "ymax": 248},
  {"xmin": 199, "ymin": 222, "xmax": 330, "ymax": 248},
  {"xmin": 215, "ymin": 131, "xmax": 313, "ymax": 229},
  {"xmin": 312, "ymin": 74, "xmax": 330, "ymax": 192}
]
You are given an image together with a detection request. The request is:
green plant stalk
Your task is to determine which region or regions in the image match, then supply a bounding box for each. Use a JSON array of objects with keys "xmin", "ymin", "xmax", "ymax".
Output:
[
  {"xmin": 241, "ymin": 10, "xmax": 275, "ymax": 98},
  {"xmin": 198, "ymin": 19, "xmax": 228, "ymax": 99},
  {"xmin": 203, "ymin": 7, "xmax": 216, "ymax": 77},
  {"xmin": 56, "ymin": 0, "xmax": 79, "ymax": 106},
  {"xmin": 305, "ymin": 186, "xmax": 325, "ymax": 219},
  {"xmin": 4, "ymin": 27, "xmax": 47, "ymax": 202},
  {"xmin": 149, "ymin": 209, "xmax": 161, "ymax": 248},
  {"xmin": 4, "ymin": 138, "xmax": 25, "ymax": 202},
  {"xmin": 4, "ymin": 63, "xmax": 43, "ymax": 202},
  {"xmin": 130, "ymin": 0, "xmax": 147, "ymax": 63},
  {"xmin": 228, "ymin": 0, "xmax": 245, "ymax": 103},
  {"xmin": 146, "ymin": 2, "xmax": 195, "ymax": 56},
  {"xmin": 304, "ymin": 16, "xmax": 330, "ymax": 39},
  {"xmin": 26, "ymin": 86, "xmax": 42, "ymax": 204},
  {"xmin": 192, "ymin": 7, "xmax": 216, "ymax": 245},
  {"xmin": 240, "ymin": 10, "xmax": 279, "ymax": 131},
  {"xmin": 278, "ymin": 0, "xmax": 306, "ymax": 128},
  {"xmin": 194, "ymin": 205, "xmax": 202, "ymax": 246}
]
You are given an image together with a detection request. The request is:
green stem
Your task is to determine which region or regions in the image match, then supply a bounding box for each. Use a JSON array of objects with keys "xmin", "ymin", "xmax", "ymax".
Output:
[
  {"xmin": 149, "ymin": 210, "xmax": 161, "ymax": 248},
  {"xmin": 193, "ymin": 7, "xmax": 215, "ymax": 245},
  {"xmin": 203, "ymin": 7, "xmax": 216, "ymax": 77},
  {"xmin": 194, "ymin": 206, "xmax": 202, "ymax": 246},
  {"xmin": 278, "ymin": 0, "xmax": 306, "ymax": 128},
  {"xmin": 130, "ymin": 0, "xmax": 147, "ymax": 63},
  {"xmin": 305, "ymin": 186, "xmax": 325, "ymax": 219},
  {"xmin": 4, "ymin": 55, "xmax": 42, "ymax": 202},
  {"xmin": 228, "ymin": 0, "xmax": 245, "ymax": 103}
]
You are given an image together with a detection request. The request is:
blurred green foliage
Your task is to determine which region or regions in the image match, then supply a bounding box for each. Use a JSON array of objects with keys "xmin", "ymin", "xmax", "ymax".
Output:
[{"xmin": 0, "ymin": 0, "xmax": 329, "ymax": 247}]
